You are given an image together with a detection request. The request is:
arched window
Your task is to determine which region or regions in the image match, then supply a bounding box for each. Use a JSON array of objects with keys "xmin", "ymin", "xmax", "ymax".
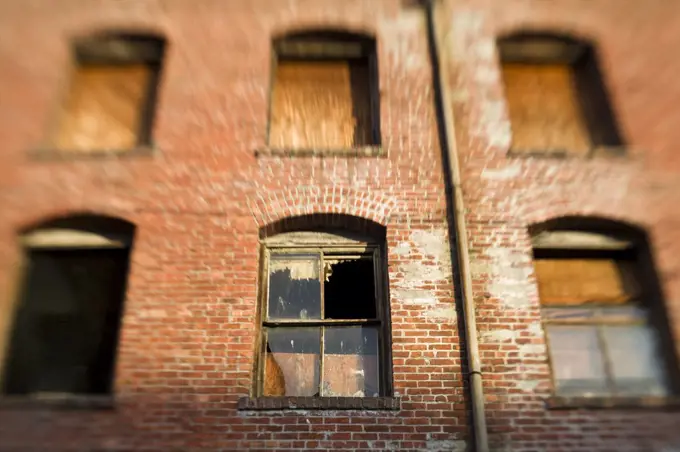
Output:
[
  {"xmin": 256, "ymin": 224, "xmax": 391, "ymax": 398},
  {"xmin": 1, "ymin": 215, "xmax": 134, "ymax": 396},
  {"xmin": 268, "ymin": 30, "xmax": 380, "ymax": 150},
  {"xmin": 498, "ymin": 32, "xmax": 623, "ymax": 156},
  {"xmin": 50, "ymin": 32, "xmax": 165, "ymax": 153},
  {"xmin": 530, "ymin": 218, "xmax": 674, "ymax": 397}
]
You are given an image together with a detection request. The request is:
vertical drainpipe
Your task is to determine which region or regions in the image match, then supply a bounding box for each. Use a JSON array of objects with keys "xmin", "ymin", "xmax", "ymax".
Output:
[{"xmin": 420, "ymin": 1, "xmax": 490, "ymax": 451}]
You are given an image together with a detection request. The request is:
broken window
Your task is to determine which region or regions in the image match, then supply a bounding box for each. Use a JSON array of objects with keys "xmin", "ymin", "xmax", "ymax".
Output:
[
  {"xmin": 1, "ymin": 216, "xmax": 133, "ymax": 396},
  {"xmin": 532, "ymin": 228, "xmax": 671, "ymax": 397},
  {"xmin": 499, "ymin": 33, "xmax": 623, "ymax": 155},
  {"xmin": 50, "ymin": 34, "xmax": 164, "ymax": 152},
  {"xmin": 268, "ymin": 31, "xmax": 380, "ymax": 149},
  {"xmin": 259, "ymin": 235, "xmax": 388, "ymax": 397}
]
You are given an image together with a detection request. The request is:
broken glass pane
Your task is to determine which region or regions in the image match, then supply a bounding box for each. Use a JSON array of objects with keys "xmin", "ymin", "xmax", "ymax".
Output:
[
  {"xmin": 603, "ymin": 325, "xmax": 668, "ymax": 396},
  {"xmin": 547, "ymin": 325, "xmax": 609, "ymax": 396},
  {"xmin": 324, "ymin": 257, "xmax": 376, "ymax": 319},
  {"xmin": 322, "ymin": 326, "xmax": 379, "ymax": 397},
  {"xmin": 264, "ymin": 328, "xmax": 320, "ymax": 396},
  {"xmin": 268, "ymin": 254, "xmax": 321, "ymax": 319}
]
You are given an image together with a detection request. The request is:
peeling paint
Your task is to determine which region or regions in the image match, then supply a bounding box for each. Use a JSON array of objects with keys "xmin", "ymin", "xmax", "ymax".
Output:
[
  {"xmin": 482, "ymin": 328, "xmax": 515, "ymax": 343},
  {"xmin": 516, "ymin": 379, "xmax": 540, "ymax": 392},
  {"xmin": 425, "ymin": 439, "xmax": 467, "ymax": 452},
  {"xmin": 482, "ymin": 164, "xmax": 521, "ymax": 181},
  {"xmin": 424, "ymin": 306, "xmax": 457, "ymax": 319}
]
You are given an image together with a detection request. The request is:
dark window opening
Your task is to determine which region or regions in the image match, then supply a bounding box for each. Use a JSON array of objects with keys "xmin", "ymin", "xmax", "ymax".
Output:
[
  {"xmin": 499, "ymin": 33, "xmax": 623, "ymax": 155},
  {"xmin": 2, "ymin": 248, "xmax": 130, "ymax": 395},
  {"xmin": 268, "ymin": 31, "xmax": 380, "ymax": 149},
  {"xmin": 324, "ymin": 258, "xmax": 376, "ymax": 319},
  {"xmin": 50, "ymin": 34, "xmax": 165, "ymax": 152}
]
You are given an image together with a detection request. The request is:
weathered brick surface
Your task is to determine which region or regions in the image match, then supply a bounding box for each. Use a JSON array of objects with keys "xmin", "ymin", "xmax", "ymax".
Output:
[
  {"xmin": 0, "ymin": 0, "xmax": 466, "ymax": 451},
  {"xmin": 1, "ymin": 0, "xmax": 680, "ymax": 450},
  {"xmin": 441, "ymin": 0, "xmax": 680, "ymax": 451}
]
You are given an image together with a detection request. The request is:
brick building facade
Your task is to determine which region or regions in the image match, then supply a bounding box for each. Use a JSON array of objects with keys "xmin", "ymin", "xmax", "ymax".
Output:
[{"xmin": 0, "ymin": 0, "xmax": 678, "ymax": 451}]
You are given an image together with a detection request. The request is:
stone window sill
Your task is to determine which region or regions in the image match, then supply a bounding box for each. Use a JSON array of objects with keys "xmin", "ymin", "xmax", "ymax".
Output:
[
  {"xmin": 546, "ymin": 395, "xmax": 680, "ymax": 410},
  {"xmin": 0, "ymin": 394, "xmax": 115, "ymax": 410},
  {"xmin": 238, "ymin": 396, "xmax": 400, "ymax": 411},
  {"xmin": 27, "ymin": 145, "xmax": 157, "ymax": 161},
  {"xmin": 507, "ymin": 146, "xmax": 634, "ymax": 160},
  {"xmin": 254, "ymin": 146, "xmax": 385, "ymax": 158}
]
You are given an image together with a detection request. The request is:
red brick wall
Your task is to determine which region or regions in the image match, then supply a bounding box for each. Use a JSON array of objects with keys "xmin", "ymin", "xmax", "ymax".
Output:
[
  {"xmin": 441, "ymin": 0, "xmax": 680, "ymax": 450},
  {"xmin": 0, "ymin": 0, "xmax": 468, "ymax": 451}
]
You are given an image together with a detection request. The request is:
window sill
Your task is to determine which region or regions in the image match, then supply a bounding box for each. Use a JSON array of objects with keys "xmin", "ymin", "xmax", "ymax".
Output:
[
  {"xmin": 545, "ymin": 395, "xmax": 680, "ymax": 411},
  {"xmin": 254, "ymin": 146, "xmax": 385, "ymax": 158},
  {"xmin": 507, "ymin": 146, "xmax": 634, "ymax": 160},
  {"xmin": 238, "ymin": 396, "xmax": 400, "ymax": 411},
  {"xmin": 0, "ymin": 394, "xmax": 115, "ymax": 410},
  {"xmin": 27, "ymin": 145, "xmax": 157, "ymax": 161}
]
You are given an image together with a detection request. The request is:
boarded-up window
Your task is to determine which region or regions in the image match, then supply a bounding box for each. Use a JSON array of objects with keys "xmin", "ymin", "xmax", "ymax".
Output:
[
  {"xmin": 51, "ymin": 35, "xmax": 164, "ymax": 152},
  {"xmin": 260, "ymin": 237, "xmax": 389, "ymax": 398},
  {"xmin": 499, "ymin": 34, "xmax": 623, "ymax": 155},
  {"xmin": 269, "ymin": 33, "xmax": 378, "ymax": 149},
  {"xmin": 533, "ymin": 228, "xmax": 669, "ymax": 397}
]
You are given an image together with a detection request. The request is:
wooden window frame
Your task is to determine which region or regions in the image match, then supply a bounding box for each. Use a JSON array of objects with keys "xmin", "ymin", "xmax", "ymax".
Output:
[
  {"xmin": 499, "ymin": 33, "xmax": 624, "ymax": 157},
  {"xmin": 255, "ymin": 241, "xmax": 392, "ymax": 397},
  {"xmin": 535, "ymin": 244, "xmax": 671, "ymax": 397},
  {"xmin": 43, "ymin": 34, "xmax": 164, "ymax": 155},
  {"xmin": 266, "ymin": 32, "xmax": 381, "ymax": 151}
]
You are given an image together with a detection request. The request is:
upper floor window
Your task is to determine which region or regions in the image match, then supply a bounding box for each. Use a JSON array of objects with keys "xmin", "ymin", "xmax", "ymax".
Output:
[
  {"xmin": 499, "ymin": 33, "xmax": 623, "ymax": 156},
  {"xmin": 257, "ymin": 229, "xmax": 390, "ymax": 397},
  {"xmin": 268, "ymin": 31, "xmax": 380, "ymax": 150},
  {"xmin": 531, "ymin": 220, "xmax": 674, "ymax": 397},
  {"xmin": 1, "ymin": 215, "xmax": 133, "ymax": 396},
  {"xmin": 50, "ymin": 33, "xmax": 165, "ymax": 153}
]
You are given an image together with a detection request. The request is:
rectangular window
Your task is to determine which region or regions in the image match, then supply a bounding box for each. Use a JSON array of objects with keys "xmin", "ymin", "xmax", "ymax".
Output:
[
  {"xmin": 499, "ymin": 34, "xmax": 623, "ymax": 155},
  {"xmin": 535, "ymin": 248, "xmax": 669, "ymax": 397},
  {"xmin": 260, "ymin": 246, "xmax": 387, "ymax": 397},
  {"xmin": 268, "ymin": 34, "xmax": 379, "ymax": 150},
  {"xmin": 50, "ymin": 35, "xmax": 164, "ymax": 152},
  {"xmin": 2, "ymin": 248, "xmax": 130, "ymax": 395}
]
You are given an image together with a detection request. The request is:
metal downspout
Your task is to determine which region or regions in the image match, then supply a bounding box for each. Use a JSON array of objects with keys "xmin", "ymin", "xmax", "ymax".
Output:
[{"xmin": 421, "ymin": 1, "xmax": 490, "ymax": 450}]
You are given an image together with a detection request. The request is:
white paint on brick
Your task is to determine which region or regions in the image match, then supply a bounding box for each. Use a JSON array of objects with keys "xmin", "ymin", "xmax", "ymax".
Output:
[
  {"xmin": 423, "ymin": 306, "xmax": 456, "ymax": 320},
  {"xmin": 425, "ymin": 439, "xmax": 467, "ymax": 451},
  {"xmin": 516, "ymin": 379, "xmax": 540, "ymax": 392},
  {"xmin": 481, "ymin": 164, "xmax": 521, "ymax": 181},
  {"xmin": 482, "ymin": 328, "xmax": 516, "ymax": 343}
]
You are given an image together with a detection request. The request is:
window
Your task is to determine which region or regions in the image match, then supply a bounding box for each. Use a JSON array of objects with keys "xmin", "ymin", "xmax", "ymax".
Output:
[
  {"xmin": 50, "ymin": 34, "xmax": 164, "ymax": 152},
  {"xmin": 268, "ymin": 31, "xmax": 380, "ymax": 150},
  {"xmin": 499, "ymin": 33, "xmax": 623, "ymax": 155},
  {"xmin": 1, "ymin": 216, "xmax": 133, "ymax": 396},
  {"xmin": 257, "ymin": 231, "xmax": 390, "ymax": 397},
  {"xmin": 531, "ymin": 225, "xmax": 672, "ymax": 397}
]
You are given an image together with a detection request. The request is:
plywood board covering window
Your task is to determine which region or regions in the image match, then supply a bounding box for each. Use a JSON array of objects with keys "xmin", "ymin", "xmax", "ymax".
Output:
[
  {"xmin": 535, "ymin": 258, "xmax": 639, "ymax": 305},
  {"xmin": 503, "ymin": 63, "xmax": 590, "ymax": 154},
  {"xmin": 52, "ymin": 64, "xmax": 151, "ymax": 151}
]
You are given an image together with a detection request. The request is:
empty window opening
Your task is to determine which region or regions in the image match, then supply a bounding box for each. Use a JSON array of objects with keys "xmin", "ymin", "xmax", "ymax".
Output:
[
  {"xmin": 532, "ymin": 227, "xmax": 672, "ymax": 397},
  {"xmin": 268, "ymin": 32, "xmax": 379, "ymax": 149},
  {"xmin": 499, "ymin": 33, "xmax": 623, "ymax": 155},
  {"xmin": 51, "ymin": 34, "xmax": 164, "ymax": 152},
  {"xmin": 1, "ymin": 217, "xmax": 133, "ymax": 396},
  {"xmin": 260, "ymin": 233, "xmax": 388, "ymax": 398}
]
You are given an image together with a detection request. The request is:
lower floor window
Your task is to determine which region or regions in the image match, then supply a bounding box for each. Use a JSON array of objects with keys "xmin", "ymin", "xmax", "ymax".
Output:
[{"xmin": 259, "ymin": 234, "xmax": 390, "ymax": 397}]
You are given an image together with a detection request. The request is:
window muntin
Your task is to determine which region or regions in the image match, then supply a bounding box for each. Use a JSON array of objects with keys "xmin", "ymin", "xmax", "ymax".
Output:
[{"xmin": 259, "ymin": 244, "xmax": 388, "ymax": 397}]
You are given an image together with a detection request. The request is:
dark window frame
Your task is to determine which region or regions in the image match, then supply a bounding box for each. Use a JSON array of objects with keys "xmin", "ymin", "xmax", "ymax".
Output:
[
  {"xmin": 267, "ymin": 31, "xmax": 381, "ymax": 149},
  {"xmin": 499, "ymin": 32, "xmax": 624, "ymax": 155},
  {"xmin": 255, "ymin": 241, "xmax": 392, "ymax": 398}
]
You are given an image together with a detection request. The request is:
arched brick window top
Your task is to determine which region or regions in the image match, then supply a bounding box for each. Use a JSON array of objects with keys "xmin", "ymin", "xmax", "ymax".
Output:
[
  {"xmin": 260, "ymin": 213, "xmax": 386, "ymax": 241},
  {"xmin": 255, "ymin": 215, "xmax": 392, "ymax": 399},
  {"xmin": 528, "ymin": 217, "xmax": 678, "ymax": 400},
  {"xmin": 499, "ymin": 31, "xmax": 623, "ymax": 156},
  {"xmin": 2, "ymin": 214, "xmax": 134, "ymax": 398}
]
